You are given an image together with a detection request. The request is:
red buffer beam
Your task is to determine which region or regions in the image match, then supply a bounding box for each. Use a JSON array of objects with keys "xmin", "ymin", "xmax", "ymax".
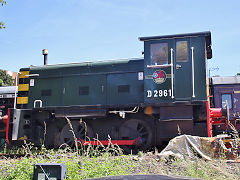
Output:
[{"xmin": 206, "ymin": 100, "xmax": 226, "ymax": 137}]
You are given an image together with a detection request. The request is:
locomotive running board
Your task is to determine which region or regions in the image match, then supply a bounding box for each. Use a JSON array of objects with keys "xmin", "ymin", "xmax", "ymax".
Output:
[{"xmin": 78, "ymin": 137, "xmax": 141, "ymax": 146}]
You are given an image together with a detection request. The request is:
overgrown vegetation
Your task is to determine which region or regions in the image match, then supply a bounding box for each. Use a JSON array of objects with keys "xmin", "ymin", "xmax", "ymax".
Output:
[
  {"xmin": 1, "ymin": 143, "xmax": 240, "ymax": 180},
  {"xmin": 0, "ymin": 142, "xmax": 136, "ymax": 180},
  {"xmin": 1, "ymin": 119, "xmax": 240, "ymax": 179}
]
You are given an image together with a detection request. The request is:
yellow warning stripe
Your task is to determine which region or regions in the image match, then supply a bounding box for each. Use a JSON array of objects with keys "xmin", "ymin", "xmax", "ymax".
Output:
[
  {"xmin": 18, "ymin": 84, "xmax": 29, "ymax": 91},
  {"xmin": 17, "ymin": 97, "xmax": 28, "ymax": 104},
  {"xmin": 19, "ymin": 71, "xmax": 29, "ymax": 78}
]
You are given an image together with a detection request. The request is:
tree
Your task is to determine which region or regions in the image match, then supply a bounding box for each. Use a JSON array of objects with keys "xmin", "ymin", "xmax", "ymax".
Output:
[
  {"xmin": 0, "ymin": 0, "xmax": 6, "ymax": 29},
  {"xmin": 0, "ymin": 0, "xmax": 6, "ymax": 6},
  {"xmin": 0, "ymin": 70, "xmax": 13, "ymax": 86}
]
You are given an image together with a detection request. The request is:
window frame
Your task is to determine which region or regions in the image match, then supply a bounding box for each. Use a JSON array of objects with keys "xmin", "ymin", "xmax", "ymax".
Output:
[
  {"xmin": 221, "ymin": 93, "xmax": 233, "ymax": 110},
  {"xmin": 150, "ymin": 42, "xmax": 169, "ymax": 65},
  {"xmin": 176, "ymin": 40, "xmax": 188, "ymax": 62}
]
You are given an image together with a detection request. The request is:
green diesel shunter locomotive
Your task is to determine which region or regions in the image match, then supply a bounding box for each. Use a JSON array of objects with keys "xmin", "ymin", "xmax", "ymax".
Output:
[{"xmin": 7, "ymin": 31, "xmax": 214, "ymax": 152}]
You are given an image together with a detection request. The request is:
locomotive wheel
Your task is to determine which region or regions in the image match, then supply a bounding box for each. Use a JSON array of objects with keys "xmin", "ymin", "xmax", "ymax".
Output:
[
  {"xmin": 119, "ymin": 119, "xmax": 153, "ymax": 154},
  {"xmin": 59, "ymin": 121, "xmax": 94, "ymax": 148}
]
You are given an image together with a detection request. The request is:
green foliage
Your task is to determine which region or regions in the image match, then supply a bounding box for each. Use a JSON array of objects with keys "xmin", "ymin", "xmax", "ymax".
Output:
[
  {"xmin": 0, "ymin": 0, "xmax": 6, "ymax": 6},
  {"xmin": 0, "ymin": 0, "xmax": 6, "ymax": 29},
  {"xmin": 0, "ymin": 150, "xmax": 137, "ymax": 180},
  {"xmin": 0, "ymin": 141, "xmax": 136, "ymax": 179},
  {"xmin": 0, "ymin": 70, "xmax": 13, "ymax": 86},
  {"xmin": 78, "ymin": 154, "xmax": 136, "ymax": 179},
  {"xmin": 4, "ymin": 158, "xmax": 36, "ymax": 180},
  {"xmin": 1, "ymin": 138, "xmax": 240, "ymax": 180},
  {"xmin": 0, "ymin": 22, "xmax": 5, "ymax": 29},
  {"xmin": 1, "ymin": 150, "xmax": 240, "ymax": 180}
]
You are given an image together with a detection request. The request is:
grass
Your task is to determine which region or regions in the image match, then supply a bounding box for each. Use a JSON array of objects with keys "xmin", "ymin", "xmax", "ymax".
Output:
[
  {"xmin": 0, "ymin": 148, "xmax": 137, "ymax": 179},
  {"xmin": 1, "ymin": 145, "xmax": 240, "ymax": 180},
  {"xmin": 1, "ymin": 119, "xmax": 240, "ymax": 179}
]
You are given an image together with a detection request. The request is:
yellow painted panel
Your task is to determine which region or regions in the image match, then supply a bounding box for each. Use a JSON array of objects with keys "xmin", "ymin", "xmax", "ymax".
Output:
[
  {"xmin": 17, "ymin": 97, "xmax": 28, "ymax": 104},
  {"xmin": 19, "ymin": 71, "xmax": 29, "ymax": 78},
  {"xmin": 234, "ymin": 91, "xmax": 240, "ymax": 94},
  {"xmin": 18, "ymin": 84, "xmax": 29, "ymax": 91}
]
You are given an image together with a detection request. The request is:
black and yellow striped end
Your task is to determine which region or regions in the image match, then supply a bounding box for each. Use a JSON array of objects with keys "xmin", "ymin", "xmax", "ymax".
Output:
[{"xmin": 17, "ymin": 70, "xmax": 30, "ymax": 105}]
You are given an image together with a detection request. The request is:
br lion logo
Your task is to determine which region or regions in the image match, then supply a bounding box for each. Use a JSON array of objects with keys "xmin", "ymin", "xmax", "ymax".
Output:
[{"xmin": 153, "ymin": 70, "xmax": 167, "ymax": 84}]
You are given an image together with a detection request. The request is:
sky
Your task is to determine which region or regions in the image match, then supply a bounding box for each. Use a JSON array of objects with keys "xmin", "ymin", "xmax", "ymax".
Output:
[{"xmin": 0, "ymin": 0, "xmax": 240, "ymax": 76}]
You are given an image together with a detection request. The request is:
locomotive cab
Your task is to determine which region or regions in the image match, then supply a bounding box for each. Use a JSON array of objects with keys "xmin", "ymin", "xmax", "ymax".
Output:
[{"xmin": 139, "ymin": 32, "xmax": 212, "ymax": 103}]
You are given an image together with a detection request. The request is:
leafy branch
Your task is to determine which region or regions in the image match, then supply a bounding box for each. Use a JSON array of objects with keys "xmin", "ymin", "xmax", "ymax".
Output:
[
  {"xmin": 0, "ymin": 0, "xmax": 6, "ymax": 6},
  {"xmin": 0, "ymin": 70, "xmax": 13, "ymax": 86},
  {"xmin": 0, "ymin": 0, "xmax": 6, "ymax": 29},
  {"xmin": 0, "ymin": 22, "xmax": 5, "ymax": 29}
]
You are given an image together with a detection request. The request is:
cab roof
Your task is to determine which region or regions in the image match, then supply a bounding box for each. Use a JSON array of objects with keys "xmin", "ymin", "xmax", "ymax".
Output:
[
  {"xmin": 139, "ymin": 31, "xmax": 211, "ymax": 42},
  {"xmin": 139, "ymin": 31, "xmax": 212, "ymax": 59}
]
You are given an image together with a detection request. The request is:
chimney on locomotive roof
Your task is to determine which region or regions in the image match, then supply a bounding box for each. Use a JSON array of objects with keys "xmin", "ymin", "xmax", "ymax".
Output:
[{"xmin": 42, "ymin": 49, "xmax": 48, "ymax": 65}]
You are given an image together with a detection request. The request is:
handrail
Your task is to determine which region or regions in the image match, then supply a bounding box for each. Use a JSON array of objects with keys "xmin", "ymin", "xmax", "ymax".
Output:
[
  {"xmin": 34, "ymin": 100, "xmax": 43, "ymax": 108},
  {"xmin": 25, "ymin": 74, "xmax": 39, "ymax": 77},
  {"xmin": 191, "ymin": 47, "xmax": 195, "ymax": 98},
  {"xmin": 147, "ymin": 64, "xmax": 172, "ymax": 68},
  {"xmin": 170, "ymin": 48, "xmax": 174, "ymax": 99}
]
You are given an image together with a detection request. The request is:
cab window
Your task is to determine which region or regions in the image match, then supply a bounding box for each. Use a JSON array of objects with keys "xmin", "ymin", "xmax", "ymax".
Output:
[
  {"xmin": 150, "ymin": 43, "xmax": 168, "ymax": 65},
  {"xmin": 176, "ymin": 41, "xmax": 188, "ymax": 62},
  {"xmin": 222, "ymin": 94, "xmax": 232, "ymax": 109}
]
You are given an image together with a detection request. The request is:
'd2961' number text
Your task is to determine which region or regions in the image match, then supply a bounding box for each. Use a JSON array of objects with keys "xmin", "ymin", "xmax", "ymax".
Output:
[{"xmin": 147, "ymin": 89, "xmax": 171, "ymax": 98}]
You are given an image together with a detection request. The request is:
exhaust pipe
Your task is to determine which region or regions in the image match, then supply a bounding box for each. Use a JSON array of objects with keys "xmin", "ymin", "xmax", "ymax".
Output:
[{"xmin": 42, "ymin": 49, "xmax": 48, "ymax": 65}]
